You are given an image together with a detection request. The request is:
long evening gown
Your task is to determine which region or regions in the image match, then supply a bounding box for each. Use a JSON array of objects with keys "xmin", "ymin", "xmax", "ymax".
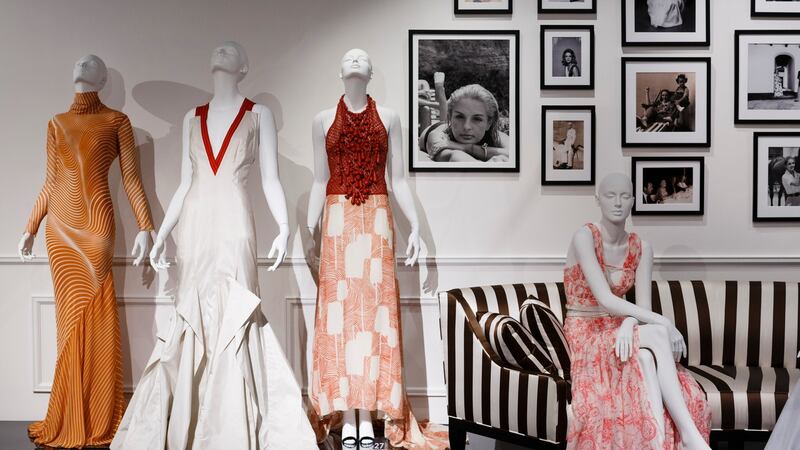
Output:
[
  {"xmin": 25, "ymin": 91, "xmax": 155, "ymax": 448},
  {"xmin": 310, "ymin": 96, "xmax": 448, "ymax": 449},
  {"xmin": 111, "ymin": 98, "xmax": 317, "ymax": 450},
  {"xmin": 563, "ymin": 223, "xmax": 711, "ymax": 449}
]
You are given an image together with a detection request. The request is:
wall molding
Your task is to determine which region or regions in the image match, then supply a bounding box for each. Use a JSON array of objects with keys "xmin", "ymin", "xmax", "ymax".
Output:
[
  {"xmin": 31, "ymin": 295, "xmax": 174, "ymax": 393},
  {"xmin": 284, "ymin": 296, "xmax": 446, "ymax": 399},
  {"xmin": 6, "ymin": 255, "xmax": 800, "ymax": 267}
]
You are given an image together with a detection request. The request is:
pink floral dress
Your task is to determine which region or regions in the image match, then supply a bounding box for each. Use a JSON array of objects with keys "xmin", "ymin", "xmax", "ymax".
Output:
[{"xmin": 563, "ymin": 223, "xmax": 711, "ymax": 449}]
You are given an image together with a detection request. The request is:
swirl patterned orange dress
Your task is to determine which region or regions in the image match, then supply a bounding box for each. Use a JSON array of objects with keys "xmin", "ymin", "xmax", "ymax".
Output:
[
  {"xmin": 310, "ymin": 96, "xmax": 448, "ymax": 449},
  {"xmin": 25, "ymin": 91, "xmax": 154, "ymax": 449},
  {"xmin": 563, "ymin": 223, "xmax": 710, "ymax": 449}
]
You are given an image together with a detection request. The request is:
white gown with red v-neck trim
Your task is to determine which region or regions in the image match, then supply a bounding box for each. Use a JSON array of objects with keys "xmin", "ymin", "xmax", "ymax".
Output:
[{"xmin": 112, "ymin": 99, "xmax": 317, "ymax": 450}]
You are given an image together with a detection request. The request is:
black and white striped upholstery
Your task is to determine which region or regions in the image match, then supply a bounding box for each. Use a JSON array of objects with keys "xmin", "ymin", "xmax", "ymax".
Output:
[
  {"xmin": 520, "ymin": 298, "xmax": 571, "ymax": 380},
  {"xmin": 439, "ymin": 280, "xmax": 800, "ymax": 447}
]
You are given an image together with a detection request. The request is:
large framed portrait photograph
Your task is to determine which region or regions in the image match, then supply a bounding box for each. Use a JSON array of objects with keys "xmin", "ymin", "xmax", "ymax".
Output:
[
  {"xmin": 454, "ymin": 0, "xmax": 512, "ymax": 15},
  {"xmin": 541, "ymin": 105, "xmax": 595, "ymax": 185},
  {"xmin": 540, "ymin": 25, "xmax": 594, "ymax": 90},
  {"xmin": 409, "ymin": 30, "xmax": 519, "ymax": 172},
  {"xmin": 622, "ymin": 0, "xmax": 710, "ymax": 46},
  {"xmin": 538, "ymin": 0, "xmax": 596, "ymax": 14},
  {"xmin": 735, "ymin": 30, "xmax": 800, "ymax": 124},
  {"xmin": 753, "ymin": 132, "xmax": 800, "ymax": 222},
  {"xmin": 752, "ymin": 0, "xmax": 800, "ymax": 17},
  {"xmin": 632, "ymin": 157, "xmax": 704, "ymax": 216},
  {"xmin": 621, "ymin": 57, "xmax": 711, "ymax": 147}
]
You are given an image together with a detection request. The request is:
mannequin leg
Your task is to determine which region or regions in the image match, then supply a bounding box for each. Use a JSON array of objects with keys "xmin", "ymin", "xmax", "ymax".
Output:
[
  {"xmin": 357, "ymin": 409, "xmax": 375, "ymax": 447},
  {"xmin": 342, "ymin": 409, "xmax": 358, "ymax": 448},
  {"xmin": 638, "ymin": 348, "xmax": 665, "ymax": 448},
  {"xmin": 638, "ymin": 324, "xmax": 710, "ymax": 450}
]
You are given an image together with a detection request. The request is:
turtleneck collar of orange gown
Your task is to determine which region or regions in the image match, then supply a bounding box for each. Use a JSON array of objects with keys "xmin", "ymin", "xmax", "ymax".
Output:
[{"xmin": 69, "ymin": 91, "xmax": 106, "ymax": 114}]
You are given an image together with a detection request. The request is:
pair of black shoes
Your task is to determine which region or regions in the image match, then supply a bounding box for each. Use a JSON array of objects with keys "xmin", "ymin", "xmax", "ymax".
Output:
[{"xmin": 342, "ymin": 435, "xmax": 375, "ymax": 449}]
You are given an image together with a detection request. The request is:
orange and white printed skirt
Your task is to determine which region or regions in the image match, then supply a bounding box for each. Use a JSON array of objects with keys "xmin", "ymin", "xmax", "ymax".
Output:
[{"xmin": 310, "ymin": 194, "xmax": 448, "ymax": 449}]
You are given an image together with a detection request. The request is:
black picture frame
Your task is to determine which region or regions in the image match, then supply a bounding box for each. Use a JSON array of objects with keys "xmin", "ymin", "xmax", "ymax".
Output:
[
  {"xmin": 408, "ymin": 29, "xmax": 520, "ymax": 173},
  {"xmin": 752, "ymin": 132, "xmax": 800, "ymax": 222},
  {"xmin": 631, "ymin": 156, "xmax": 705, "ymax": 216},
  {"xmin": 541, "ymin": 105, "xmax": 596, "ymax": 186},
  {"xmin": 622, "ymin": 0, "xmax": 711, "ymax": 47},
  {"xmin": 454, "ymin": 0, "xmax": 513, "ymax": 15},
  {"xmin": 537, "ymin": 0, "xmax": 596, "ymax": 14},
  {"xmin": 734, "ymin": 30, "xmax": 800, "ymax": 125},
  {"xmin": 751, "ymin": 0, "xmax": 800, "ymax": 17},
  {"xmin": 621, "ymin": 56, "xmax": 712, "ymax": 148},
  {"xmin": 540, "ymin": 25, "xmax": 595, "ymax": 91}
]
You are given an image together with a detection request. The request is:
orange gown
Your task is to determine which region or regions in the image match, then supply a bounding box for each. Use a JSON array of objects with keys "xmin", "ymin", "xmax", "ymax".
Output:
[{"xmin": 25, "ymin": 91, "xmax": 154, "ymax": 448}]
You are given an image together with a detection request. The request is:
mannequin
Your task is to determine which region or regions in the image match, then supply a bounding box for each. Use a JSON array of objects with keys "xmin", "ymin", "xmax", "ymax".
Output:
[
  {"xmin": 19, "ymin": 54, "xmax": 155, "ymax": 449},
  {"xmin": 307, "ymin": 49, "xmax": 447, "ymax": 449},
  {"xmin": 562, "ymin": 173, "xmax": 710, "ymax": 450},
  {"xmin": 112, "ymin": 42, "xmax": 315, "ymax": 449},
  {"xmin": 18, "ymin": 54, "xmax": 151, "ymax": 264}
]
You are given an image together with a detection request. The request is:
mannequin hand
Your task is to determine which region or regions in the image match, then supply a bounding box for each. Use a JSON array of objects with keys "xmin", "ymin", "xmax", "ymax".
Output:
[
  {"xmin": 18, "ymin": 232, "xmax": 35, "ymax": 262},
  {"xmin": 433, "ymin": 71, "xmax": 445, "ymax": 86},
  {"xmin": 149, "ymin": 237, "xmax": 170, "ymax": 271},
  {"xmin": 267, "ymin": 227, "xmax": 289, "ymax": 272},
  {"xmin": 305, "ymin": 227, "xmax": 320, "ymax": 273},
  {"xmin": 404, "ymin": 229, "xmax": 421, "ymax": 267},
  {"xmin": 614, "ymin": 317, "xmax": 637, "ymax": 362},
  {"xmin": 666, "ymin": 323, "xmax": 686, "ymax": 361},
  {"xmin": 131, "ymin": 230, "xmax": 153, "ymax": 266}
]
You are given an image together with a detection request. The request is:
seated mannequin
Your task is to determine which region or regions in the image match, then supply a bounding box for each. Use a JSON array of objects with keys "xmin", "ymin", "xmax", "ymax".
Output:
[{"xmin": 562, "ymin": 173, "xmax": 711, "ymax": 449}]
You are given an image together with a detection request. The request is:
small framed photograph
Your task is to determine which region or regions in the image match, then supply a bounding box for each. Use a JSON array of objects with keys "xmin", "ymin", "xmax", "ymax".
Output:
[
  {"xmin": 538, "ymin": 0, "xmax": 596, "ymax": 14},
  {"xmin": 540, "ymin": 25, "xmax": 594, "ymax": 90},
  {"xmin": 622, "ymin": 0, "xmax": 710, "ymax": 47},
  {"xmin": 752, "ymin": 0, "xmax": 800, "ymax": 17},
  {"xmin": 541, "ymin": 105, "xmax": 595, "ymax": 185},
  {"xmin": 454, "ymin": 0, "xmax": 512, "ymax": 15},
  {"xmin": 632, "ymin": 157, "xmax": 704, "ymax": 216},
  {"xmin": 735, "ymin": 30, "xmax": 800, "ymax": 124},
  {"xmin": 753, "ymin": 132, "xmax": 800, "ymax": 222},
  {"xmin": 621, "ymin": 57, "xmax": 711, "ymax": 147},
  {"xmin": 410, "ymin": 30, "xmax": 519, "ymax": 172}
]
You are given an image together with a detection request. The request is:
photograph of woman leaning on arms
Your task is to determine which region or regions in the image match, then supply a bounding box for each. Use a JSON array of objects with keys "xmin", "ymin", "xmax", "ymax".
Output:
[{"xmin": 562, "ymin": 173, "xmax": 711, "ymax": 450}]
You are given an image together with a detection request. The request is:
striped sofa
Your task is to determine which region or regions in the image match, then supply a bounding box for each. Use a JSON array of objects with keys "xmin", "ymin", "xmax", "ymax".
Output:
[{"xmin": 438, "ymin": 281, "xmax": 800, "ymax": 449}]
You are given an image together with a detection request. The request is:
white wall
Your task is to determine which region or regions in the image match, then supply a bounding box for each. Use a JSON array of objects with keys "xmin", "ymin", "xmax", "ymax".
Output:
[{"xmin": 2, "ymin": 0, "xmax": 800, "ymax": 422}]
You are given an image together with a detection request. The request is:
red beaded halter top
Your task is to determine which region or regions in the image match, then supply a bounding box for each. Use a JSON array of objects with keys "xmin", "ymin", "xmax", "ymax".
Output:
[{"xmin": 325, "ymin": 95, "xmax": 388, "ymax": 205}]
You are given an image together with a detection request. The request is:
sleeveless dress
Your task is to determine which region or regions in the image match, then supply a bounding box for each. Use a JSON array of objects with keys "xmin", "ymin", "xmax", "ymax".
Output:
[
  {"xmin": 112, "ymin": 99, "xmax": 317, "ymax": 450},
  {"xmin": 25, "ymin": 91, "xmax": 154, "ymax": 449},
  {"xmin": 310, "ymin": 96, "xmax": 448, "ymax": 449},
  {"xmin": 563, "ymin": 223, "xmax": 711, "ymax": 450}
]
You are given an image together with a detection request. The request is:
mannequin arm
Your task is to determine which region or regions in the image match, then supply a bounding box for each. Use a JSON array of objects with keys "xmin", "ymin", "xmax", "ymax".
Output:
[
  {"xmin": 633, "ymin": 241, "xmax": 655, "ymax": 313},
  {"xmin": 149, "ymin": 111, "xmax": 194, "ymax": 270},
  {"xmin": 306, "ymin": 113, "xmax": 330, "ymax": 236},
  {"xmin": 255, "ymin": 105, "xmax": 289, "ymax": 271},
  {"xmin": 386, "ymin": 110, "xmax": 421, "ymax": 266},
  {"xmin": 117, "ymin": 115, "xmax": 154, "ymax": 265},
  {"xmin": 24, "ymin": 120, "xmax": 57, "ymax": 237},
  {"xmin": 573, "ymin": 228, "xmax": 667, "ymax": 326}
]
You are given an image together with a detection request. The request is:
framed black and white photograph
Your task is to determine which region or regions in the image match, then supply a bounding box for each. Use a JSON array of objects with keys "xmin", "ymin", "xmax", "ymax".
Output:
[
  {"xmin": 541, "ymin": 105, "xmax": 595, "ymax": 185},
  {"xmin": 621, "ymin": 57, "xmax": 711, "ymax": 147},
  {"xmin": 735, "ymin": 30, "xmax": 800, "ymax": 124},
  {"xmin": 538, "ymin": 0, "xmax": 596, "ymax": 14},
  {"xmin": 752, "ymin": 0, "xmax": 800, "ymax": 17},
  {"xmin": 632, "ymin": 157, "xmax": 704, "ymax": 215},
  {"xmin": 622, "ymin": 0, "xmax": 710, "ymax": 46},
  {"xmin": 454, "ymin": 0, "xmax": 512, "ymax": 15},
  {"xmin": 753, "ymin": 132, "xmax": 800, "ymax": 221},
  {"xmin": 540, "ymin": 25, "xmax": 594, "ymax": 90},
  {"xmin": 409, "ymin": 29, "xmax": 519, "ymax": 172}
]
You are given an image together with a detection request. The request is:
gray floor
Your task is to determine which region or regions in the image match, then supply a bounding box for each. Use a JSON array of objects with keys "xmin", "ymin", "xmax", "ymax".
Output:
[{"xmin": 0, "ymin": 422, "xmax": 768, "ymax": 449}]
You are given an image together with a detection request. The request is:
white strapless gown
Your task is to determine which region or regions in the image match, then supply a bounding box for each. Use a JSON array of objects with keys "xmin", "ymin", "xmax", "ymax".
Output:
[{"xmin": 112, "ymin": 101, "xmax": 317, "ymax": 450}]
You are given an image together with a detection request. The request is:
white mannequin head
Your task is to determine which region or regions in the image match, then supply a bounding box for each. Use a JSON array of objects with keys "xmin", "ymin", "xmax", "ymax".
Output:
[
  {"xmin": 211, "ymin": 41, "xmax": 249, "ymax": 81},
  {"xmin": 596, "ymin": 173, "xmax": 634, "ymax": 225},
  {"xmin": 73, "ymin": 54, "xmax": 107, "ymax": 93},
  {"xmin": 339, "ymin": 48, "xmax": 372, "ymax": 81}
]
